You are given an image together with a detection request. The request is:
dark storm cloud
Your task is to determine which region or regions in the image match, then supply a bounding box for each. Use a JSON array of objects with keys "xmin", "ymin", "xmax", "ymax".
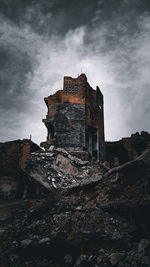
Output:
[
  {"xmin": 0, "ymin": 0, "xmax": 98, "ymax": 112},
  {"xmin": 0, "ymin": 0, "xmax": 98, "ymax": 35},
  {"xmin": 85, "ymin": 0, "xmax": 150, "ymax": 139},
  {"xmin": 0, "ymin": 0, "xmax": 150, "ymax": 143},
  {"xmin": 0, "ymin": 16, "xmax": 40, "ymax": 111}
]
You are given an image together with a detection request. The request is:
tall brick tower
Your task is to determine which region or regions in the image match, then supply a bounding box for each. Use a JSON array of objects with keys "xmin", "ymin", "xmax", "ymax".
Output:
[{"xmin": 42, "ymin": 74, "xmax": 105, "ymax": 161}]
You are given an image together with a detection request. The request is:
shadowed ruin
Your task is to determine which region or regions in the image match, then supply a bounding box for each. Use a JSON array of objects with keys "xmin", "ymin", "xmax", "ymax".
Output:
[
  {"xmin": 41, "ymin": 74, "xmax": 105, "ymax": 161},
  {"xmin": 0, "ymin": 139, "xmax": 41, "ymax": 199},
  {"xmin": 1, "ymin": 75, "xmax": 150, "ymax": 266}
]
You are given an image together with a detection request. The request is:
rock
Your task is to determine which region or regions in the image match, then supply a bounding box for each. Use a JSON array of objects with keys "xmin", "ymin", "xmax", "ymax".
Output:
[
  {"xmin": 109, "ymin": 253, "xmax": 123, "ymax": 266},
  {"xmin": 21, "ymin": 239, "xmax": 32, "ymax": 247},
  {"xmin": 48, "ymin": 145, "xmax": 55, "ymax": 152},
  {"xmin": 99, "ymin": 248, "xmax": 105, "ymax": 254},
  {"xmin": 38, "ymin": 237, "xmax": 50, "ymax": 244},
  {"xmin": 53, "ymin": 154, "xmax": 78, "ymax": 175},
  {"xmin": 12, "ymin": 241, "xmax": 18, "ymax": 247},
  {"xmin": 97, "ymin": 255, "xmax": 103, "ymax": 264},
  {"xmin": 75, "ymin": 255, "xmax": 88, "ymax": 266},
  {"xmin": 64, "ymin": 254, "xmax": 73, "ymax": 263},
  {"xmin": 138, "ymin": 239, "xmax": 150, "ymax": 256},
  {"xmin": 76, "ymin": 206, "xmax": 82, "ymax": 211},
  {"xmin": 10, "ymin": 254, "xmax": 19, "ymax": 262},
  {"xmin": 1, "ymin": 137, "xmax": 150, "ymax": 267},
  {"xmin": 23, "ymin": 148, "xmax": 105, "ymax": 192}
]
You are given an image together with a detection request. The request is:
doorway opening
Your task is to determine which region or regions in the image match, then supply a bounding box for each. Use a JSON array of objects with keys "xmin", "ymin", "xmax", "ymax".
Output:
[{"xmin": 86, "ymin": 126, "xmax": 99, "ymax": 160}]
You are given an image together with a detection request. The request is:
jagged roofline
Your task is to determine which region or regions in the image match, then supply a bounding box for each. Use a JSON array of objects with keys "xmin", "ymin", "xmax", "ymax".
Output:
[
  {"xmin": 44, "ymin": 73, "xmax": 101, "ymax": 104},
  {"xmin": 64, "ymin": 73, "xmax": 87, "ymax": 81},
  {"xmin": 43, "ymin": 74, "xmax": 87, "ymax": 104}
]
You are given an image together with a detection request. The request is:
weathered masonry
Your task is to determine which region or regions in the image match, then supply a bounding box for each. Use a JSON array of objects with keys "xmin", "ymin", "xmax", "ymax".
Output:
[
  {"xmin": 0, "ymin": 139, "xmax": 40, "ymax": 199},
  {"xmin": 42, "ymin": 74, "xmax": 105, "ymax": 161}
]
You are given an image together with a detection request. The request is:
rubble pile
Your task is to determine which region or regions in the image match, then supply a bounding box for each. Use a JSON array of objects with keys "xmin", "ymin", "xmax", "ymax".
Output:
[
  {"xmin": 24, "ymin": 147, "xmax": 106, "ymax": 192},
  {"xmin": 0, "ymin": 145, "xmax": 150, "ymax": 266}
]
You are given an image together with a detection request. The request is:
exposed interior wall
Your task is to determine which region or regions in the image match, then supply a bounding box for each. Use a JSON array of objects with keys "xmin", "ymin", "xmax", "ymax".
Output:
[
  {"xmin": 85, "ymin": 85, "xmax": 105, "ymax": 161},
  {"xmin": 86, "ymin": 126, "xmax": 98, "ymax": 160},
  {"xmin": 50, "ymin": 103, "xmax": 86, "ymax": 151}
]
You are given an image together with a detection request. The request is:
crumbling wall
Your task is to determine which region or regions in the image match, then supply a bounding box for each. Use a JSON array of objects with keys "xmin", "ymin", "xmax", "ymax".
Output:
[
  {"xmin": 105, "ymin": 131, "xmax": 150, "ymax": 167},
  {"xmin": 42, "ymin": 74, "xmax": 105, "ymax": 161},
  {"xmin": 0, "ymin": 139, "xmax": 40, "ymax": 199},
  {"xmin": 85, "ymin": 85, "xmax": 105, "ymax": 161},
  {"xmin": 54, "ymin": 103, "xmax": 85, "ymax": 150}
]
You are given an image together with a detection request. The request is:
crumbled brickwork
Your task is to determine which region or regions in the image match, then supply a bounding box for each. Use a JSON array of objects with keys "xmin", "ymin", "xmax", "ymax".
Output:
[
  {"xmin": 42, "ymin": 74, "xmax": 105, "ymax": 161},
  {"xmin": 0, "ymin": 139, "xmax": 40, "ymax": 199},
  {"xmin": 105, "ymin": 131, "xmax": 150, "ymax": 167}
]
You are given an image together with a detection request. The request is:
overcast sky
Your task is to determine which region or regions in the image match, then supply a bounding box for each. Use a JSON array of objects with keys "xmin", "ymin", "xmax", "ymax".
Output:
[{"xmin": 0, "ymin": 0, "xmax": 150, "ymax": 144}]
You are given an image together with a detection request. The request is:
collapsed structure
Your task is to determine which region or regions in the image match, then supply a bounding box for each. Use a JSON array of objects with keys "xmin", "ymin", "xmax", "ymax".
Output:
[
  {"xmin": 0, "ymin": 139, "xmax": 40, "ymax": 199},
  {"xmin": 42, "ymin": 74, "xmax": 105, "ymax": 161}
]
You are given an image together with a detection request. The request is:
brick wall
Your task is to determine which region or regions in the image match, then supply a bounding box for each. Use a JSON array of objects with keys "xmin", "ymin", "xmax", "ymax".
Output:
[
  {"xmin": 0, "ymin": 139, "xmax": 40, "ymax": 199},
  {"xmin": 42, "ymin": 74, "xmax": 105, "ymax": 161}
]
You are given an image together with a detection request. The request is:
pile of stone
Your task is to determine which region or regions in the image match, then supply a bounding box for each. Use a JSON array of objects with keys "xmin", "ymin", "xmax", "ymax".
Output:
[
  {"xmin": 24, "ymin": 146, "xmax": 106, "ymax": 193},
  {"xmin": 1, "ymin": 145, "xmax": 150, "ymax": 266}
]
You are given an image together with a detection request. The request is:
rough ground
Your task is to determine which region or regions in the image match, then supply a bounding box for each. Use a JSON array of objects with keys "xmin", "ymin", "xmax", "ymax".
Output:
[{"xmin": 1, "ymin": 146, "xmax": 150, "ymax": 266}]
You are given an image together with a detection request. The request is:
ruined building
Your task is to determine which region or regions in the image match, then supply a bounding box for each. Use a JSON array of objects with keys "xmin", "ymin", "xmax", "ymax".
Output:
[
  {"xmin": 105, "ymin": 131, "xmax": 150, "ymax": 168},
  {"xmin": 42, "ymin": 74, "xmax": 105, "ymax": 161},
  {"xmin": 0, "ymin": 139, "xmax": 40, "ymax": 199}
]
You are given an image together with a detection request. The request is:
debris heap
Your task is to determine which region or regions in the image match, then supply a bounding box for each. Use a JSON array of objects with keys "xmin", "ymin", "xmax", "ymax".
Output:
[{"xmin": 1, "ymin": 144, "xmax": 150, "ymax": 266}]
